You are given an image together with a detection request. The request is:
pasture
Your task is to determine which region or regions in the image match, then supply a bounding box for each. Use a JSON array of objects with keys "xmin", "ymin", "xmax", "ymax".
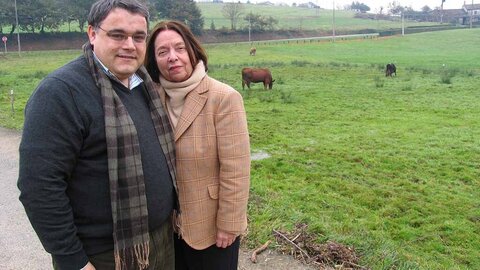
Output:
[
  {"xmin": 198, "ymin": 3, "xmax": 443, "ymax": 32},
  {"xmin": 1, "ymin": 28, "xmax": 479, "ymax": 269}
]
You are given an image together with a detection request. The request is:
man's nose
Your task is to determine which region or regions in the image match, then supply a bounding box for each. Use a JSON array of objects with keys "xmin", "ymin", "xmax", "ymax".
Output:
[{"xmin": 123, "ymin": 36, "xmax": 136, "ymax": 49}]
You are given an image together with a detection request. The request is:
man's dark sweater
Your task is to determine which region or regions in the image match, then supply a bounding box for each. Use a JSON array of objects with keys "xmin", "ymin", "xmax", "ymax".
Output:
[{"xmin": 17, "ymin": 56, "xmax": 174, "ymax": 269}]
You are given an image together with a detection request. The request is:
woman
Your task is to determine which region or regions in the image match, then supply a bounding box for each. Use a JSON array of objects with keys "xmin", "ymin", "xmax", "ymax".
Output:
[{"xmin": 145, "ymin": 20, "xmax": 250, "ymax": 270}]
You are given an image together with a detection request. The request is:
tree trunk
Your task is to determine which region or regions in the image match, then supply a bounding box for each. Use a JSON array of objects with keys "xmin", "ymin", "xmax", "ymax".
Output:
[
  {"xmin": 9, "ymin": 24, "xmax": 16, "ymax": 35},
  {"xmin": 79, "ymin": 19, "xmax": 85, "ymax": 32}
]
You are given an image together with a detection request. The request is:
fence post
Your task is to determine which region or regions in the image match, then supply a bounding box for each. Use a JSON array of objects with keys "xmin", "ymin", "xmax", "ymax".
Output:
[{"xmin": 10, "ymin": 89, "xmax": 15, "ymax": 117}]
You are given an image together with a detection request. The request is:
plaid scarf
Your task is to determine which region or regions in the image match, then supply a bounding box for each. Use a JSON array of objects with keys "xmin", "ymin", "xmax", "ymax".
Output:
[{"xmin": 83, "ymin": 43, "xmax": 176, "ymax": 270}]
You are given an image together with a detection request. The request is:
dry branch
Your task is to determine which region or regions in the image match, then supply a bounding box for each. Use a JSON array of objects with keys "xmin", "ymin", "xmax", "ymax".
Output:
[
  {"xmin": 273, "ymin": 229, "xmax": 310, "ymax": 259},
  {"xmin": 250, "ymin": 240, "xmax": 271, "ymax": 263}
]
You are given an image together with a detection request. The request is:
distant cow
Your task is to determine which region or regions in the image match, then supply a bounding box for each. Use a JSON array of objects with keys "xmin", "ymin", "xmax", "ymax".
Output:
[
  {"xmin": 242, "ymin": 67, "xmax": 275, "ymax": 90},
  {"xmin": 249, "ymin": 47, "xmax": 256, "ymax": 56},
  {"xmin": 385, "ymin": 63, "xmax": 396, "ymax": 77}
]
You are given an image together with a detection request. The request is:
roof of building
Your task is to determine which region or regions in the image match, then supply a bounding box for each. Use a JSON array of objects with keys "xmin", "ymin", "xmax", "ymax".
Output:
[
  {"xmin": 432, "ymin": 9, "xmax": 468, "ymax": 17},
  {"xmin": 463, "ymin": 4, "xmax": 480, "ymax": 10}
]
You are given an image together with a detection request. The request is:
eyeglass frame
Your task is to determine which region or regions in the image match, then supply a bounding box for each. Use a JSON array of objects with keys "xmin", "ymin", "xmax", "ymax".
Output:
[{"xmin": 95, "ymin": 25, "xmax": 148, "ymax": 44}]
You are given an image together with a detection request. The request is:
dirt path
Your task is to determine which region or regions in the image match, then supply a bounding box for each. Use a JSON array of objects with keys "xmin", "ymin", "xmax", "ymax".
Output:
[
  {"xmin": 0, "ymin": 127, "xmax": 50, "ymax": 269},
  {"xmin": 0, "ymin": 127, "xmax": 313, "ymax": 270}
]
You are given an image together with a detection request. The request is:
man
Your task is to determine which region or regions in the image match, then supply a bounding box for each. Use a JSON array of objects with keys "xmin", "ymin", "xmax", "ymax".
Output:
[{"xmin": 17, "ymin": 0, "xmax": 177, "ymax": 269}]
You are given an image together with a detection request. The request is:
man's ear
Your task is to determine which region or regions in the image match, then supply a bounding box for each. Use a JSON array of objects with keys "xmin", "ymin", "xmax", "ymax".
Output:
[{"xmin": 87, "ymin": 25, "xmax": 96, "ymax": 44}]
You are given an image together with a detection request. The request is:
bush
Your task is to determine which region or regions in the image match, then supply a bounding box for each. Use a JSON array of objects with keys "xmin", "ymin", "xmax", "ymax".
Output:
[
  {"xmin": 291, "ymin": 60, "xmax": 310, "ymax": 67},
  {"xmin": 402, "ymin": 84, "xmax": 413, "ymax": 91},
  {"xmin": 374, "ymin": 76, "xmax": 384, "ymax": 88},
  {"xmin": 258, "ymin": 93, "xmax": 275, "ymax": 103},
  {"xmin": 280, "ymin": 90, "xmax": 294, "ymax": 104},
  {"xmin": 440, "ymin": 68, "xmax": 457, "ymax": 84}
]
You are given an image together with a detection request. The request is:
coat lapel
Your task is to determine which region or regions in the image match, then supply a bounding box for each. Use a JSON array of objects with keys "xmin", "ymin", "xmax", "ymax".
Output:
[{"xmin": 174, "ymin": 78, "xmax": 209, "ymax": 141}]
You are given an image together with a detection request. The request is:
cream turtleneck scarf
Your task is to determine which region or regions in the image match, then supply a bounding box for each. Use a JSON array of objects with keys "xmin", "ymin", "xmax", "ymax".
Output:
[{"xmin": 160, "ymin": 61, "xmax": 206, "ymax": 128}]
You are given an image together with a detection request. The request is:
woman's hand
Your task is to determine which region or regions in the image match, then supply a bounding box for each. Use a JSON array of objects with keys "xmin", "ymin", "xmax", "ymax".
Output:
[{"xmin": 216, "ymin": 230, "xmax": 236, "ymax": 248}]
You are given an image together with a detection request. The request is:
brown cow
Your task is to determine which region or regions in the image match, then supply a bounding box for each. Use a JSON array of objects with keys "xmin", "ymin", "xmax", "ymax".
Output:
[
  {"xmin": 249, "ymin": 47, "xmax": 256, "ymax": 56},
  {"xmin": 242, "ymin": 67, "xmax": 275, "ymax": 90}
]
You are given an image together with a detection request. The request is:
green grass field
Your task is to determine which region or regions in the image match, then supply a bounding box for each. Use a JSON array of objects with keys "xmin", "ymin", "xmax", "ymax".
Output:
[{"xmin": 1, "ymin": 28, "xmax": 479, "ymax": 269}]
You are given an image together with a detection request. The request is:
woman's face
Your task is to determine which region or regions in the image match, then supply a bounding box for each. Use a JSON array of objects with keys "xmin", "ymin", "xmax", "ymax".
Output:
[{"xmin": 154, "ymin": 29, "xmax": 193, "ymax": 82}]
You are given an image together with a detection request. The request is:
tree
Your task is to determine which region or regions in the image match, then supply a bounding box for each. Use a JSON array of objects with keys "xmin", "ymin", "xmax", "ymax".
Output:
[
  {"xmin": 153, "ymin": 0, "xmax": 174, "ymax": 19},
  {"xmin": 62, "ymin": 0, "xmax": 96, "ymax": 32},
  {"xmin": 378, "ymin": 6, "xmax": 384, "ymax": 15},
  {"xmin": 349, "ymin": 1, "xmax": 370, "ymax": 13},
  {"xmin": 16, "ymin": 0, "xmax": 64, "ymax": 33},
  {"xmin": 210, "ymin": 20, "xmax": 216, "ymax": 31},
  {"xmin": 38, "ymin": 0, "xmax": 65, "ymax": 33},
  {"xmin": 0, "ymin": 0, "xmax": 17, "ymax": 34},
  {"xmin": 422, "ymin": 5, "xmax": 432, "ymax": 13},
  {"xmin": 388, "ymin": 1, "xmax": 404, "ymax": 15},
  {"xmin": 154, "ymin": 0, "xmax": 204, "ymax": 35},
  {"xmin": 244, "ymin": 12, "xmax": 278, "ymax": 32},
  {"xmin": 222, "ymin": 2, "xmax": 244, "ymax": 31}
]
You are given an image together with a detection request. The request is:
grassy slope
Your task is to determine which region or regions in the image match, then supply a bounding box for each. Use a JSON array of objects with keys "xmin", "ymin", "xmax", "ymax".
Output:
[
  {"xmin": 0, "ymin": 29, "xmax": 479, "ymax": 269},
  {"xmin": 197, "ymin": 3, "xmax": 441, "ymax": 31}
]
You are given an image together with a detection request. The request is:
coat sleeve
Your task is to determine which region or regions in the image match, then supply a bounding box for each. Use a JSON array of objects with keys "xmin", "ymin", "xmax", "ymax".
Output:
[
  {"xmin": 214, "ymin": 89, "xmax": 250, "ymax": 234},
  {"xmin": 17, "ymin": 77, "xmax": 89, "ymax": 270}
]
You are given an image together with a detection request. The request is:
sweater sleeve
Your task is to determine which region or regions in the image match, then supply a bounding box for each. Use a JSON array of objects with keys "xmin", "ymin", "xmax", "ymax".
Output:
[
  {"xmin": 17, "ymin": 77, "xmax": 89, "ymax": 270},
  {"xmin": 215, "ymin": 89, "xmax": 251, "ymax": 234}
]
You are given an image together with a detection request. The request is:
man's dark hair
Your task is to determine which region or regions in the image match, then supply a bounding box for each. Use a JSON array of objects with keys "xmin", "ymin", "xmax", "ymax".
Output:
[{"xmin": 88, "ymin": 0, "xmax": 149, "ymax": 28}]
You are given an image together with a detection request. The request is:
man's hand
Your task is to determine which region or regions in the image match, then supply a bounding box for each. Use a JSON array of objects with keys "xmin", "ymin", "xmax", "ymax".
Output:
[
  {"xmin": 81, "ymin": 262, "xmax": 96, "ymax": 270},
  {"xmin": 216, "ymin": 230, "xmax": 237, "ymax": 248}
]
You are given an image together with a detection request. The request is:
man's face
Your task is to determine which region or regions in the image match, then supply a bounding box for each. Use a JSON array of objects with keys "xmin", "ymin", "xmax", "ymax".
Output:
[{"xmin": 87, "ymin": 8, "xmax": 147, "ymax": 83}]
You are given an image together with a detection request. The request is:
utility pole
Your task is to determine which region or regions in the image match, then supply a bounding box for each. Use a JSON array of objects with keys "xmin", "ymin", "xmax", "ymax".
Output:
[
  {"xmin": 248, "ymin": 13, "xmax": 251, "ymax": 43},
  {"xmin": 332, "ymin": 0, "xmax": 336, "ymax": 42},
  {"xmin": 440, "ymin": 0, "xmax": 444, "ymax": 24},
  {"xmin": 14, "ymin": 0, "xmax": 21, "ymax": 55},
  {"xmin": 402, "ymin": 11, "xmax": 405, "ymax": 36},
  {"xmin": 471, "ymin": 0, "xmax": 474, "ymax": 29}
]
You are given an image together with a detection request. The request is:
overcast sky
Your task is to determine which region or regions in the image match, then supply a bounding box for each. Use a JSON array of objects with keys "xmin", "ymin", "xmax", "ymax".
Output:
[{"xmin": 219, "ymin": 1, "xmax": 471, "ymax": 12}]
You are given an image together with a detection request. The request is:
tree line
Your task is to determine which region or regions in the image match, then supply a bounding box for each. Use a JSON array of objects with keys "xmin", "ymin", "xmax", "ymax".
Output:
[
  {"xmin": 0, "ymin": 0, "xmax": 204, "ymax": 35},
  {"xmin": 0, "ymin": 0, "xmax": 281, "ymax": 36},
  {"xmin": 2, "ymin": 1, "xmax": 439, "ymax": 37}
]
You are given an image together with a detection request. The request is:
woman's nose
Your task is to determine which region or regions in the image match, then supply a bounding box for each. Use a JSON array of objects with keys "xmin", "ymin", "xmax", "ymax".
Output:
[{"xmin": 168, "ymin": 49, "xmax": 178, "ymax": 62}]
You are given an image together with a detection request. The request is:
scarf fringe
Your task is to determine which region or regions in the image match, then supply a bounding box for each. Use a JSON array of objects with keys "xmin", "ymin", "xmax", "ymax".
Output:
[
  {"xmin": 172, "ymin": 209, "xmax": 184, "ymax": 237},
  {"xmin": 114, "ymin": 243, "xmax": 150, "ymax": 270},
  {"xmin": 134, "ymin": 243, "xmax": 150, "ymax": 269}
]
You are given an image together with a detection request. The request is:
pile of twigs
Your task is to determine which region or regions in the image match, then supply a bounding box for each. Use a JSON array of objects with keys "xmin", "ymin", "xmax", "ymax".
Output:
[{"xmin": 272, "ymin": 224, "xmax": 369, "ymax": 270}]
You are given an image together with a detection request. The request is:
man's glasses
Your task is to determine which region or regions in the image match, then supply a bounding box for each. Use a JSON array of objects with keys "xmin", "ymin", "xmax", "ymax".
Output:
[{"xmin": 96, "ymin": 26, "xmax": 148, "ymax": 44}]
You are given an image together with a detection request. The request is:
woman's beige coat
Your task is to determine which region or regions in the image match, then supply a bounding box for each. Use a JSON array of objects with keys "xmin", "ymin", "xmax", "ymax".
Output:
[{"xmin": 157, "ymin": 75, "xmax": 250, "ymax": 250}]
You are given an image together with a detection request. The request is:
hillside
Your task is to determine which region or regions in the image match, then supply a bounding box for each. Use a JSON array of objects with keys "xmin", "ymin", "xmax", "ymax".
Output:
[
  {"xmin": 197, "ymin": 2, "xmax": 442, "ymax": 31},
  {"xmin": 1, "ymin": 2, "xmax": 452, "ymax": 51}
]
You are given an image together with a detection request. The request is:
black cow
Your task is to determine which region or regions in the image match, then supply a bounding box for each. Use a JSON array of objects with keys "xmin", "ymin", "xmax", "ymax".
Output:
[{"xmin": 385, "ymin": 63, "xmax": 396, "ymax": 77}]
